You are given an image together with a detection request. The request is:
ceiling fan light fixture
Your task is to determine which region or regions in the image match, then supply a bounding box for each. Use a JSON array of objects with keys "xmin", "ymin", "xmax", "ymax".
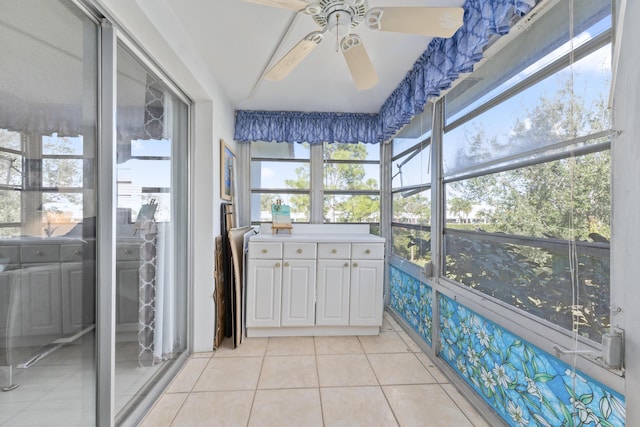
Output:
[{"xmin": 326, "ymin": 10, "xmax": 353, "ymax": 40}]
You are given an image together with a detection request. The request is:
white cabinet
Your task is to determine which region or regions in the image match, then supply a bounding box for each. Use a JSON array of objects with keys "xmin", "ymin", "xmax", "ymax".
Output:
[
  {"xmin": 246, "ymin": 228, "xmax": 385, "ymax": 337},
  {"xmin": 316, "ymin": 243, "xmax": 385, "ymax": 327},
  {"xmin": 316, "ymin": 259, "xmax": 350, "ymax": 325},
  {"xmin": 116, "ymin": 260, "xmax": 140, "ymax": 327},
  {"xmin": 246, "ymin": 243, "xmax": 283, "ymax": 327},
  {"xmin": 247, "ymin": 242, "xmax": 317, "ymax": 328},
  {"xmin": 281, "ymin": 259, "xmax": 316, "ymax": 326},
  {"xmin": 281, "ymin": 242, "xmax": 316, "ymax": 326},
  {"xmin": 61, "ymin": 261, "xmax": 91, "ymax": 334},
  {"xmin": 349, "ymin": 259, "xmax": 384, "ymax": 326},
  {"xmin": 246, "ymin": 259, "xmax": 282, "ymax": 327},
  {"xmin": 115, "ymin": 242, "xmax": 142, "ymax": 330},
  {"xmin": 19, "ymin": 264, "xmax": 62, "ymax": 336}
]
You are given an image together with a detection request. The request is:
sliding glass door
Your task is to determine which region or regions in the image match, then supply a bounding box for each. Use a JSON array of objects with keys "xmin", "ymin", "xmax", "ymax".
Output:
[
  {"xmin": 0, "ymin": 1, "xmax": 98, "ymax": 425},
  {"xmin": 0, "ymin": 1, "xmax": 190, "ymax": 424},
  {"xmin": 113, "ymin": 44, "xmax": 189, "ymax": 416}
]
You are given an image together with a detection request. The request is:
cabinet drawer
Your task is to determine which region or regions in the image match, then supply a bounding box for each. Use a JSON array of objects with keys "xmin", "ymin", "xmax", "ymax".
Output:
[
  {"xmin": 116, "ymin": 244, "xmax": 140, "ymax": 261},
  {"xmin": 20, "ymin": 245, "xmax": 60, "ymax": 263},
  {"xmin": 61, "ymin": 244, "xmax": 84, "ymax": 262},
  {"xmin": 249, "ymin": 242, "xmax": 282, "ymax": 259},
  {"xmin": 318, "ymin": 243, "xmax": 350, "ymax": 259},
  {"xmin": 0, "ymin": 245, "xmax": 19, "ymax": 265},
  {"xmin": 283, "ymin": 242, "xmax": 316, "ymax": 259},
  {"xmin": 351, "ymin": 243, "xmax": 384, "ymax": 259}
]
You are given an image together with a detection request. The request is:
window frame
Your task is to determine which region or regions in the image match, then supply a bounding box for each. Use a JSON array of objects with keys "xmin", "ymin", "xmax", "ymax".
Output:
[
  {"xmin": 249, "ymin": 141, "xmax": 382, "ymax": 229},
  {"xmin": 389, "ymin": 2, "xmax": 618, "ymax": 388}
]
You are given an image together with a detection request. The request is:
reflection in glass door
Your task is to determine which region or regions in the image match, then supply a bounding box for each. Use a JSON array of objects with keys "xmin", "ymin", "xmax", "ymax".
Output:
[
  {"xmin": 114, "ymin": 44, "xmax": 188, "ymax": 416},
  {"xmin": 0, "ymin": 0, "xmax": 98, "ymax": 425}
]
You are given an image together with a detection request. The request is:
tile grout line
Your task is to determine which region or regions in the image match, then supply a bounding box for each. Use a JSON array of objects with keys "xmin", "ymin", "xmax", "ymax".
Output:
[
  {"xmin": 244, "ymin": 337, "xmax": 268, "ymax": 427},
  {"xmin": 357, "ymin": 335, "xmax": 402, "ymax": 426},
  {"xmin": 165, "ymin": 354, "xmax": 211, "ymax": 427},
  {"xmin": 313, "ymin": 336, "xmax": 326, "ymax": 427}
]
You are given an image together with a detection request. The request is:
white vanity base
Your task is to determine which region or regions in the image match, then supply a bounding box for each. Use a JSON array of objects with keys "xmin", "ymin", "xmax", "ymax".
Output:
[
  {"xmin": 247, "ymin": 326, "xmax": 380, "ymax": 338},
  {"xmin": 246, "ymin": 224, "xmax": 385, "ymax": 338}
]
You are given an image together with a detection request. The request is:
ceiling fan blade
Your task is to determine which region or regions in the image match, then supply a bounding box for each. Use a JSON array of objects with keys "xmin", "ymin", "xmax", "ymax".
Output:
[
  {"xmin": 341, "ymin": 35, "xmax": 378, "ymax": 91},
  {"xmin": 242, "ymin": 0, "xmax": 308, "ymax": 11},
  {"xmin": 370, "ymin": 7, "xmax": 464, "ymax": 38},
  {"xmin": 265, "ymin": 32, "xmax": 323, "ymax": 81}
]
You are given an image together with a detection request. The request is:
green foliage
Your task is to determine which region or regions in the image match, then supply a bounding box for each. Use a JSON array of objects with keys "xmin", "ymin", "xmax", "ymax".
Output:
[
  {"xmin": 443, "ymin": 76, "xmax": 611, "ymax": 341},
  {"xmin": 392, "ymin": 227, "xmax": 431, "ymax": 266},
  {"xmin": 285, "ymin": 143, "xmax": 380, "ymax": 223}
]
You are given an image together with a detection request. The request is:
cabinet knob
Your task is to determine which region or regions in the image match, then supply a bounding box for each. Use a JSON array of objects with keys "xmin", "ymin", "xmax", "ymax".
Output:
[
  {"xmin": 35, "ymin": 250, "xmax": 42, "ymax": 255},
  {"xmin": 344, "ymin": 262, "xmax": 349, "ymax": 267},
  {"xmin": 275, "ymin": 262, "xmax": 281, "ymax": 268},
  {"xmin": 262, "ymin": 249, "xmax": 268, "ymax": 254},
  {"xmin": 365, "ymin": 249, "xmax": 371, "ymax": 254},
  {"xmin": 297, "ymin": 248, "xmax": 302, "ymax": 254},
  {"xmin": 284, "ymin": 262, "xmax": 290, "ymax": 267},
  {"xmin": 74, "ymin": 250, "xmax": 81, "ymax": 255},
  {"xmin": 353, "ymin": 262, "xmax": 358, "ymax": 267},
  {"xmin": 331, "ymin": 248, "xmax": 337, "ymax": 254},
  {"xmin": 124, "ymin": 249, "xmax": 131, "ymax": 254}
]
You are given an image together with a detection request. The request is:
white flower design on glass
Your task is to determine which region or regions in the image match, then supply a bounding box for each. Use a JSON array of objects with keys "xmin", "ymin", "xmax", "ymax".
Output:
[{"xmin": 507, "ymin": 400, "xmax": 529, "ymax": 426}]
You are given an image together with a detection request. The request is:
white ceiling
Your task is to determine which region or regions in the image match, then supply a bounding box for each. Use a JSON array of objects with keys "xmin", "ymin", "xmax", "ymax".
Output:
[{"xmin": 160, "ymin": 0, "xmax": 465, "ymax": 114}]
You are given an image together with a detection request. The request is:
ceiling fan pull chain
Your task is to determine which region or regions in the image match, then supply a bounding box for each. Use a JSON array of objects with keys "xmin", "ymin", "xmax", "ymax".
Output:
[{"xmin": 336, "ymin": 13, "xmax": 340, "ymax": 52}]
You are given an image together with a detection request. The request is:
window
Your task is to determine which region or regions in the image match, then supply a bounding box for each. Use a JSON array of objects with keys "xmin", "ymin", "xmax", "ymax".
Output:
[
  {"xmin": 0, "ymin": 129, "xmax": 22, "ymax": 237},
  {"xmin": 323, "ymin": 142, "xmax": 380, "ymax": 228},
  {"xmin": 250, "ymin": 141, "xmax": 311, "ymax": 222},
  {"xmin": 391, "ymin": 102, "xmax": 433, "ymax": 268},
  {"xmin": 391, "ymin": 137, "xmax": 432, "ymax": 267},
  {"xmin": 442, "ymin": 14, "xmax": 611, "ymax": 343},
  {"xmin": 250, "ymin": 141, "xmax": 381, "ymax": 231}
]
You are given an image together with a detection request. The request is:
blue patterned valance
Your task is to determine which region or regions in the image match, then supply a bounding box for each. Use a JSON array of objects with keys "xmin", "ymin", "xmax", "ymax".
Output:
[
  {"xmin": 234, "ymin": 0, "xmax": 539, "ymax": 145},
  {"xmin": 234, "ymin": 110, "xmax": 379, "ymax": 144}
]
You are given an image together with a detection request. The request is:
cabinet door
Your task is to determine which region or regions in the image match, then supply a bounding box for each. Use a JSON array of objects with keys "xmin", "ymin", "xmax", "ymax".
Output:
[
  {"xmin": 20, "ymin": 264, "xmax": 63, "ymax": 336},
  {"xmin": 246, "ymin": 259, "xmax": 282, "ymax": 327},
  {"xmin": 61, "ymin": 261, "xmax": 95, "ymax": 334},
  {"xmin": 281, "ymin": 259, "xmax": 316, "ymax": 326},
  {"xmin": 350, "ymin": 260, "xmax": 384, "ymax": 326},
  {"xmin": 316, "ymin": 259, "xmax": 350, "ymax": 325},
  {"xmin": 0, "ymin": 269, "xmax": 17, "ymax": 339},
  {"xmin": 116, "ymin": 260, "xmax": 140, "ymax": 327}
]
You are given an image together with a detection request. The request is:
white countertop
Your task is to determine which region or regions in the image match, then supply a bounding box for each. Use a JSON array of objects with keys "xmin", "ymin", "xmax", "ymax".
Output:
[{"xmin": 249, "ymin": 233, "xmax": 385, "ymax": 244}]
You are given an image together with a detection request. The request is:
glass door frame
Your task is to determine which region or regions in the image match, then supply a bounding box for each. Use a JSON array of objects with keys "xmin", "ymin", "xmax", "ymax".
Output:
[{"xmin": 95, "ymin": 12, "xmax": 193, "ymax": 427}]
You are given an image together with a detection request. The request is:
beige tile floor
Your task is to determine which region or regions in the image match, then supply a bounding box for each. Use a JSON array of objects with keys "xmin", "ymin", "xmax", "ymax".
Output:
[{"xmin": 139, "ymin": 313, "xmax": 491, "ymax": 427}]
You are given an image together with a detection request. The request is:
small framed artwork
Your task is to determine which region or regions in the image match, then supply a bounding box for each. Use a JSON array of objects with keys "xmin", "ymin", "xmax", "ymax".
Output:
[{"xmin": 220, "ymin": 140, "xmax": 235, "ymax": 201}]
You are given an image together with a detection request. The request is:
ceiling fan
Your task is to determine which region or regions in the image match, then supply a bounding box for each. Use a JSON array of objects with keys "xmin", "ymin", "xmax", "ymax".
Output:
[{"xmin": 243, "ymin": 0, "xmax": 464, "ymax": 90}]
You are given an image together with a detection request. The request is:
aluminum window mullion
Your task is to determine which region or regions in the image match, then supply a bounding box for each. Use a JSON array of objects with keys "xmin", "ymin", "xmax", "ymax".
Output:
[
  {"xmin": 431, "ymin": 99, "xmax": 445, "ymax": 359},
  {"xmin": 310, "ymin": 143, "xmax": 323, "ymax": 223},
  {"xmin": 251, "ymin": 188, "xmax": 310, "ymax": 194},
  {"xmin": 391, "ymin": 183, "xmax": 431, "ymax": 195},
  {"xmin": 251, "ymin": 157, "xmax": 310, "ymax": 163},
  {"xmin": 322, "ymin": 190, "xmax": 380, "ymax": 196},
  {"xmin": 97, "ymin": 19, "xmax": 116, "ymax": 427},
  {"xmin": 391, "ymin": 222, "xmax": 432, "ymax": 232},
  {"xmin": 323, "ymin": 159, "xmax": 379, "ymax": 165},
  {"xmin": 443, "ymin": 130, "xmax": 610, "ymax": 182},
  {"xmin": 444, "ymin": 139, "xmax": 611, "ymax": 184},
  {"xmin": 0, "ymin": 147, "xmax": 23, "ymax": 156},
  {"xmin": 391, "ymin": 140, "xmax": 432, "ymax": 164}
]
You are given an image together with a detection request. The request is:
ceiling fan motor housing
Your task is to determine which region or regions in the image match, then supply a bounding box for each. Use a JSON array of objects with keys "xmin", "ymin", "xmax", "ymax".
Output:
[{"xmin": 308, "ymin": 0, "xmax": 368, "ymax": 30}]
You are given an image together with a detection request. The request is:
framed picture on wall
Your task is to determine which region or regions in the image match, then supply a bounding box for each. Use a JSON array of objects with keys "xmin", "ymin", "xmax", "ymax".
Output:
[{"xmin": 220, "ymin": 139, "xmax": 235, "ymax": 201}]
